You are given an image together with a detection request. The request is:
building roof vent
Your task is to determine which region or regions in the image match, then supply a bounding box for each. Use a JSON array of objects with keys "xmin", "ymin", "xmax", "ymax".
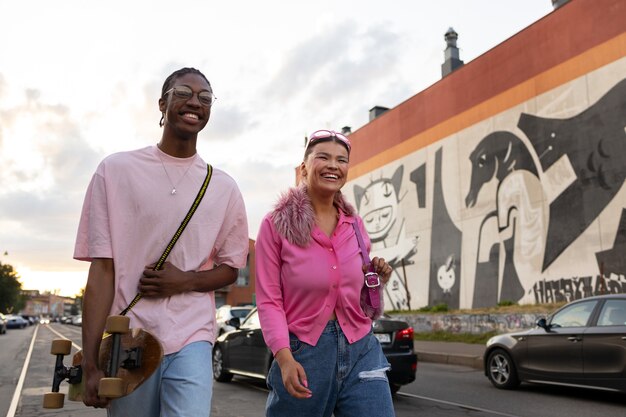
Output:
[
  {"xmin": 369, "ymin": 106, "xmax": 389, "ymax": 122},
  {"xmin": 441, "ymin": 27, "xmax": 464, "ymax": 77}
]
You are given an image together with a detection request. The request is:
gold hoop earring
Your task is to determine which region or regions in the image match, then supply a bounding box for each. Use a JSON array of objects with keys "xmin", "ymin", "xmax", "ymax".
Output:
[{"xmin": 159, "ymin": 114, "xmax": 164, "ymax": 127}]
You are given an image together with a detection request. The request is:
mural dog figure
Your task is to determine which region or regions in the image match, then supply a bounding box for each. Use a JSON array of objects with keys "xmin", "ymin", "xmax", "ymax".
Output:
[{"xmin": 466, "ymin": 131, "xmax": 544, "ymax": 305}]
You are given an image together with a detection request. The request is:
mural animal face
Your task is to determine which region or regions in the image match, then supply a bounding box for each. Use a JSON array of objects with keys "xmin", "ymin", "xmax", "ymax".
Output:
[
  {"xmin": 465, "ymin": 138, "xmax": 498, "ymax": 208},
  {"xmin": 354, "ymin": 166, "xmax": 404, "ymax": 242},
  {"xmin": 465, "ymin": 131, "xmax": 537, "ymax": 208}
]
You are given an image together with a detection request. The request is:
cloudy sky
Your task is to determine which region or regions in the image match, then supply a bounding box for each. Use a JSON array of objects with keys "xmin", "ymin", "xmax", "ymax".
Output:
[{"xmin": 0, "ymin": 0, "xmax": 553, "ymax": 297}]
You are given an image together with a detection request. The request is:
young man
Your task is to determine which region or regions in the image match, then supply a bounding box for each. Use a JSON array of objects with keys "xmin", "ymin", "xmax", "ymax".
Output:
[{"xmin": 74, "ymin": 67, "xmax": 249, "ymax": 416}]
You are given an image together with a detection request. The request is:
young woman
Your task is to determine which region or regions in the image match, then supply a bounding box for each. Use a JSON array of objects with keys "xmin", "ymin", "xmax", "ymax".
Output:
[{"xmin": 256, "ymin": 130, "xmax": 395, "ymax": 417}]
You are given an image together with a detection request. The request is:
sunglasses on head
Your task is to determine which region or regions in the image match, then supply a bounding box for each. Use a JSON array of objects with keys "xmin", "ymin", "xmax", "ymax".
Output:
[
  {"xmin": 164, "ymin": 85, "xmax": 217, "ymax": 107},
  {"xmin": 306, "ymin": 129, "xmax": 351, "ymax": 152}
]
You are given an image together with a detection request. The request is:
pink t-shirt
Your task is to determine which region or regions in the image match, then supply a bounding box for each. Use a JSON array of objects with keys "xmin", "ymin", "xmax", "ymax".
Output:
[
  {"xmin": 255, "ymin": 209, "xmax": 372, "ymax": 355},
  {"xmin": 74, "ymin": 145, "xmax": 249, "ymax": 354}
]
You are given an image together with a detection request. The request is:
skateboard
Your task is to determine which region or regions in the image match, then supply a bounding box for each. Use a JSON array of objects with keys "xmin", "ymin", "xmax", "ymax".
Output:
[{"xmin": 43, "ymin": 315, "xmax": 163, "ymax": 409}]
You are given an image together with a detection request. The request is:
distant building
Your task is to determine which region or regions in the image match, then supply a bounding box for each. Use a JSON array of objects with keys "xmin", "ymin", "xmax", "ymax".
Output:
[
  {"xmin": 215, "ymin": 239, "xmax": 256, "ymax": 307},
  {"xmin": 21, "ymin": 290, "xmax": 75, "ymax": 318}
]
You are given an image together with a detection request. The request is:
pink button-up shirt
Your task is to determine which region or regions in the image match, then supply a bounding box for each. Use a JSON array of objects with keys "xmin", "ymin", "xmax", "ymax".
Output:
[{"xmin": 255, "ymin": 209, "xmax": 372, "ymax": 355}]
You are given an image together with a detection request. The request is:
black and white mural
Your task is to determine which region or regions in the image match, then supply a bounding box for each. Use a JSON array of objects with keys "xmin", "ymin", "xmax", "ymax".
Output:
[{"xmin": 346, "ymin": 63, "xmax": 626, "ymax": 309}]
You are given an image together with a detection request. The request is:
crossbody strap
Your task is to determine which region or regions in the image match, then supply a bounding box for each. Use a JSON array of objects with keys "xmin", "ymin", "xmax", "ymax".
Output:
[
  {"xmin": 120, "ymin": 164, "xmax": 213, "ymax": 316},
  {"xmin": 352, "ymin": 223, "xmax": 381, "ymax": 309}
]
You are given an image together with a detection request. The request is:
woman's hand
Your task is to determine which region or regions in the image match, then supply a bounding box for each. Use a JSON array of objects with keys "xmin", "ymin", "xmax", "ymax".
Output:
[
  {"xmin": 367, "ymin": 257, "xmax": 393, "ymax": 285},
  {"xmin": 274, "ymin": 348, "xmax": 312, "ymax": 399}
]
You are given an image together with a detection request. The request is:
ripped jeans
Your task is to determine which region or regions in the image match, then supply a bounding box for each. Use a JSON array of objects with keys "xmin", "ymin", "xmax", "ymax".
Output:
[{"xmin": 266, "ymin": 321, "xmax": 395, "ymax": 417}]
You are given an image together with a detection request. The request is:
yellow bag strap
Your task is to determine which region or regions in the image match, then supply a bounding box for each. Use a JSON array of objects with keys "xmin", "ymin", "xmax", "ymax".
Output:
[{"xmin": 119, "ymin": 164, "xmax": 213, "ymax": 316}]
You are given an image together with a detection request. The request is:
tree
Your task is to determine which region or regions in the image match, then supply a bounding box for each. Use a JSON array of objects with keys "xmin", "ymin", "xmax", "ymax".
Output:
[
  {"xmin": 0, "ymin": 261, "xmax": 25, "ymax": 313},
  {"xmin": 71, "ymin": 287, "xmax": 85, "ymax": 315}
]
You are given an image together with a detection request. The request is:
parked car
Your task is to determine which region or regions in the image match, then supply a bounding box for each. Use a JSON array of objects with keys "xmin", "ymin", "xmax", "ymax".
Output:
[
  {"xmin": 215, "ymin": 305, "xmax": 254, "ymax": 335},
  {"xmin": 0, "ymin": 313, "xmax": 7, "ymax": 334},
  {"xmin": 6, "ymin": 315, "xmax": 29, "ymax": 329},
  {"xmin": 484, "ymin": 294, "xmax": 626, "ymax": 393},
  {"xmin": 212, "ymin": 308, "xmax": 417, "ymax": 394}
]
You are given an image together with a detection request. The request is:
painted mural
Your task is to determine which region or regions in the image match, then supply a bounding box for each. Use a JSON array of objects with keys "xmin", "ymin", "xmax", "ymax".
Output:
[
  {"xmin": 353, "ymin": 165, "xmax": 418, "ymax": 310},
  {"xmin": 345, "ymin": 60, "xmax": 626, "ymax": 310}
]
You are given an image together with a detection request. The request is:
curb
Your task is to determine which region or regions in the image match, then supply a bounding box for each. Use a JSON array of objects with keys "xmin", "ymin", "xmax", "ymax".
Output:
[{"xmin": 417, "ymin": 352, "xmax": 483, "ymax": 370}]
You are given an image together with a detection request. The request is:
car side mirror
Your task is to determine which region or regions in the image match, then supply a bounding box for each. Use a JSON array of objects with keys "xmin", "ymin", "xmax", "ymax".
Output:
[
  {"xmin": 227, "ymin": 317, "xmax": 241, "ymax": 329},
  {"xmin": 536, "ymin": 317, "xmax": 549, "ymax": 331}
]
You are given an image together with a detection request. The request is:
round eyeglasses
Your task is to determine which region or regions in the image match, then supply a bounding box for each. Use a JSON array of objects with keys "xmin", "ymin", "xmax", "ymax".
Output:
[{"xmin": 164, "ymin": 85, "xmax": 217, "ymax": 107}]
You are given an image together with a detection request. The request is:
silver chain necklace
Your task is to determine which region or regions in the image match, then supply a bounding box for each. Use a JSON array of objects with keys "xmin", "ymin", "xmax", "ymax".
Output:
[{"xmin": 156, "ymin": 147, "xmax": 195, "ymax": 195}]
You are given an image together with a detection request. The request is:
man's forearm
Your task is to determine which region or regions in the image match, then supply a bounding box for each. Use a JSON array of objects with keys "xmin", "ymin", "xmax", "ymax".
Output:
[
  {"xmin": 81, "ymin": 258, "xmax": 115, "ymax": 370},
  {"xmin": 186, "ymin": 264, "xmax": 238, "ymax": 292}
]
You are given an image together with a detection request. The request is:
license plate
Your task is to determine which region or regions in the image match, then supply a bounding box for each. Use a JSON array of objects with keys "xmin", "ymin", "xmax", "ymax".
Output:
[{"xmin": 374, "ymin": 333, "xmax": 391, "ymax": 343}]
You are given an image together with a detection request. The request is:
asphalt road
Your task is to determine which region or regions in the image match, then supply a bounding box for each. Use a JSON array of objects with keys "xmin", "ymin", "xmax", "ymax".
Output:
[{"xmin": 2, "ymin": 323, "xmax": 625, "ymax": 417}]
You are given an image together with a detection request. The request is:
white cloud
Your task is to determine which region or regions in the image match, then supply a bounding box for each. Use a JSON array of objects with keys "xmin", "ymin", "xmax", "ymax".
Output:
[{"xmin": 0, "ymin": 0, "xmax": 552, "ymax": 296}]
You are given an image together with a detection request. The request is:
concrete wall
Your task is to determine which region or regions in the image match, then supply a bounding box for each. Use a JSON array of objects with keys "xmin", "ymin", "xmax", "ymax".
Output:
[
  {"xmin": 396, "ymin": 312, "xmax": 544, "ymax": 335},
  {"xmin": 343, "ymin": 0, "xmax": 626, "ymax": 310}
]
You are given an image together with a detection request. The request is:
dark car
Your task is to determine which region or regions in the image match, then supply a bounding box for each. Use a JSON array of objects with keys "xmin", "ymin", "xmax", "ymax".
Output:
[
  {"xmin": 212, "ymin": 308, "xmax": 417, "ymax": 394},
  {"xmin": 484, "ymin": 294, "xmax": 626, "ymax": 393}
]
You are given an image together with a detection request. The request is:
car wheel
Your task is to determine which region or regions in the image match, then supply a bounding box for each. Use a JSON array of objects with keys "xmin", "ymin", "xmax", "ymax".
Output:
[
  {"xmin": 212, "ymin": 346, "xmax": 233, "ymax": 382},
  {"xmin": 389, "ymin": 383, "xmax": 401, "ymax": 395},
  {"xmin": 487, "ymin": 349, "xmax": 520, "ymax": 389}
]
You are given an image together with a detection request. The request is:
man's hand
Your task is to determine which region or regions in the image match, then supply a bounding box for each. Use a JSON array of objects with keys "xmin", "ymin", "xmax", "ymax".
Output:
[
  {"xmin": 139, "ymin": 262, "xmax": 189, "ymax": 298},
  {"xmin": 81, "ymin": 363, "xmax": 109, "ymax": 409}
]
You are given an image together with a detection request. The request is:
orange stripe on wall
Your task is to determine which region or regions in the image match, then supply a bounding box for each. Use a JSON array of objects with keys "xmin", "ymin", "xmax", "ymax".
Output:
[{"xmin": 348, "ymin": 32, "xmax": 626, "ymax": 180}]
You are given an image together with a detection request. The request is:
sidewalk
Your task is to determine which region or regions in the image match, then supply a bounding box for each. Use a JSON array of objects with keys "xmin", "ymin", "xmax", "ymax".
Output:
[{"xmin": 414, "ymin": 341, "xmax": 485, "ymax": 370}]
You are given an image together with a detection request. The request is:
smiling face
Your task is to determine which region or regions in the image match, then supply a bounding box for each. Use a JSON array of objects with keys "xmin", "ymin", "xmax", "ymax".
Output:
[
  {"xmin": 300, "ymin": 141, "xmax": 349, "ymax": 197},
  {"xmin": 159, "ymin": 72, "xmax": 212, "ymax": 140}
]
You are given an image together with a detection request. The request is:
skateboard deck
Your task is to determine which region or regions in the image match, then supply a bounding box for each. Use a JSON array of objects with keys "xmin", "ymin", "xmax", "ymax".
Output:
[
  {"xmin": 44, "ymin": 319, "xmax": 163, "ymax": 409},
  {"xmin": 69, "ymin": 328, "xmax": 163, "ymax": 401}
]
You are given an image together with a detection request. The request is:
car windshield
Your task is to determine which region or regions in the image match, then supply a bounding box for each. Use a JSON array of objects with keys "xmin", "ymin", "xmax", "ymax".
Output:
[
  {"xmin": 241, "ymin": 311, "xmax": 260, "ymax": 328},
  {"xmin": 550, "ymin": 300, "xmax": 596, "ymax": 327},
  {"xmin": 231, "ymin": 308, "xmax": 252, "ymax": 319}
]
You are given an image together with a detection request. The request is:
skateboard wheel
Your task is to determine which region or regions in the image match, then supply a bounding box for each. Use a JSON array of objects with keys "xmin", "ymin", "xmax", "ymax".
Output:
[
  {"xmin": 42, "ymin": 392, "xmax": 65, "ymax": 409},
  {"xmin": 99, "ymin": 377, "xmax": 125, "ymax": 398},
  {"xmin": 50, "ymin": 339, "xmax": 72, "ymax": 355},
  {"xmin": 105, "ymin": 315, "xmax": 130, "ymax": 334}
]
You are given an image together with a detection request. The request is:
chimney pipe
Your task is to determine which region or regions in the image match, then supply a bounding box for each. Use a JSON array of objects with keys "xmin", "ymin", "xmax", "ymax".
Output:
[
  {"xmin": 369, "ymin": 106, "xmax": 389, "ymax": 122},
  {"xmin": 441, "ymin": 27, "xmax": 464, "ymax": 77},
  {"xmin": 552, "ymin": 0, "xmax": 569, "ymax": 9}
]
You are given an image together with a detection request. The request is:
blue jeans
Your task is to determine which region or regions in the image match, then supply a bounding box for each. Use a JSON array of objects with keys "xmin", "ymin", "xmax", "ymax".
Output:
[
  {"xmin": 266, "ymin": 321, "xmax": 395, "ymax": 417},
  {"xmin": 108, "ymin": 341, "xmax": 213, "ymax": 417}
]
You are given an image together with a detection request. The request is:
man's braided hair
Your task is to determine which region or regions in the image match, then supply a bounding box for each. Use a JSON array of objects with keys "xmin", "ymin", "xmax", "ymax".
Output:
[{"xmin": 161, "ymin": 67, "xmax": 211, "ymax": 98}]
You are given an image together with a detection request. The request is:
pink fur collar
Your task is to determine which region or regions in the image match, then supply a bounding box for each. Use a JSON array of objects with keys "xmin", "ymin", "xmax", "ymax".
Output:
[{"xmin": 271, "ymin": 185, "xmax": 356, "ymax": 247}]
